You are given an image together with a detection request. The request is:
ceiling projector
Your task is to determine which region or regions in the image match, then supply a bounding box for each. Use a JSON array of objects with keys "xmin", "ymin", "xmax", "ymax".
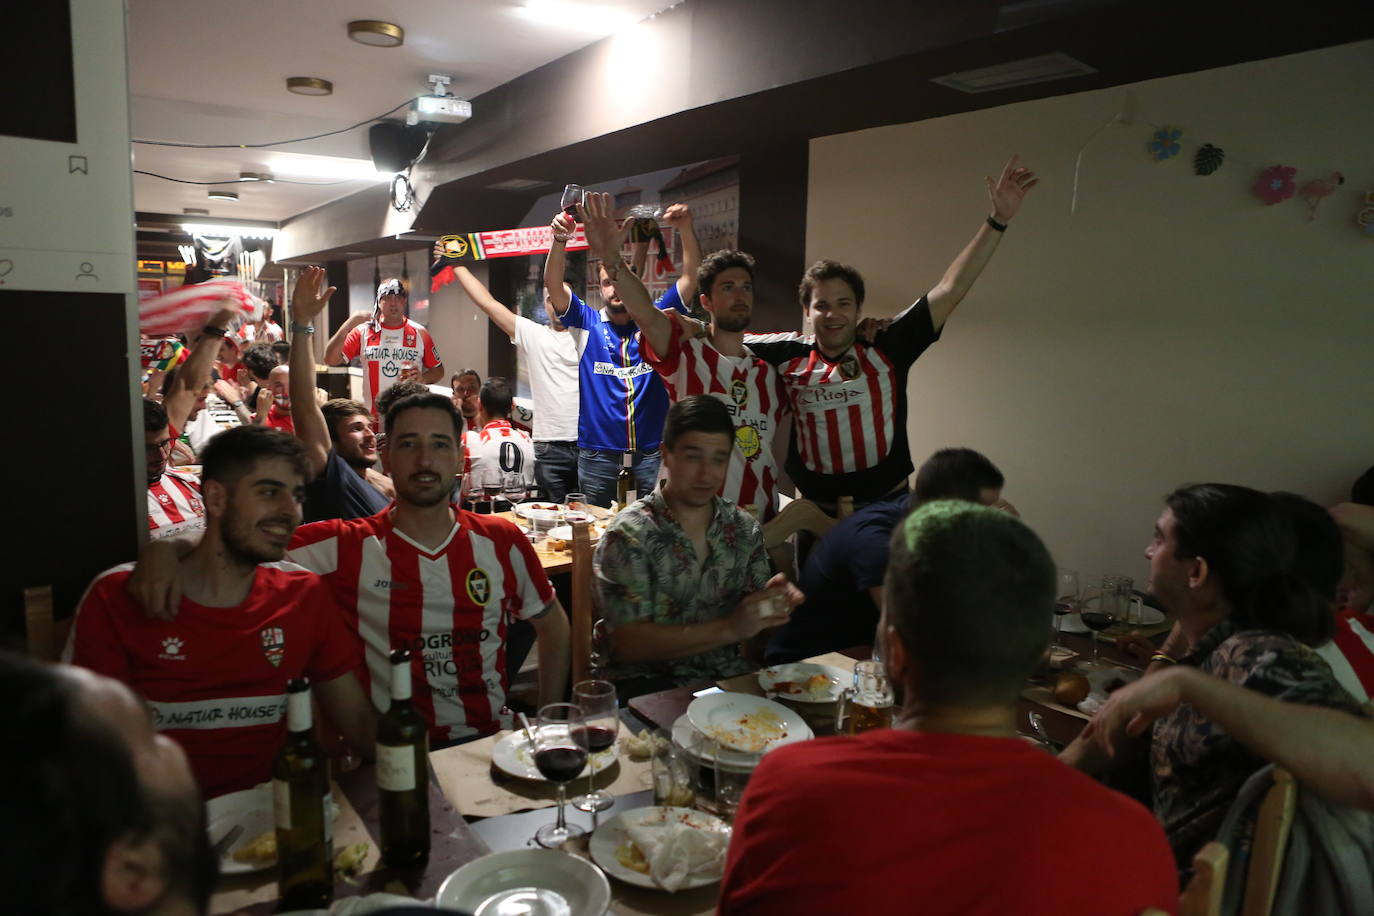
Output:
[{"xmin": 409, "ymin": 74, "xmax": 472, "ymax": 125}]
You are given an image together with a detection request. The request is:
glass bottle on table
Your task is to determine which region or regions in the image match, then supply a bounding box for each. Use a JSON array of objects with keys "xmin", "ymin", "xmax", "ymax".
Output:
[
  {"xmin": 616, "ymin": 452, "xmax": 633, "ymax": 507},
  {"xmin": 377, "ymin": 648, "xmax": 430, "ymax": 867},
  {"xmin": 273, "ymin": 678, "xmax": 333, "ymax": 910}
]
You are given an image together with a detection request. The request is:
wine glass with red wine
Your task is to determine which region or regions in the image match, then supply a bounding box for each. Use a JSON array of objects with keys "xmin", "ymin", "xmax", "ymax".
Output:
[
  {"xmin": 1078, "ymin": 593, "xmax": 1116, "ymax": 667},
  {"xmin": 570, "ymin": 680, "xmax": 618, "ymax": 819},
  {"xmin": 532, "ymin": 702, "xmax": 589, "ymax": 847}
]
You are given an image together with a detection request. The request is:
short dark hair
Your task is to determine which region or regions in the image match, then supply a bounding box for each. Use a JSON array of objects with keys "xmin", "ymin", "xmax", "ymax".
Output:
[
  {"xmin": 663, "ymin": 394, "xmax": 735, "ymax": 451},
  {"xmin": 142, "ymin": 396, "xmax": 168, "ymax": 433},
  {"xmin": 884, "ymin": 501, "xmax": 1055, "ymax": 706},
  {"xmin": 1166, "ymin": 483, "xmax": 1332, "ymax": 645},
  {"xmin": 479, "ymin": 377, "xmax": 514, "ymax": 419},
  {"xmin": 912, "ymin": 448, "xmax": 1004, "ymax": 508},
  {"xmin": 375, "ymin": 380, "xmax": 429, "ymax": 419},
  {"xmin": 321, "ymin": 398, "xmax": 370, "ymax": 445},
  {"xmin": 1352, "ymin": 466, "xmax": 1374, "ymax": 507},
  {"xmin": 241, "ymin": 341, "xmax": 279, "ymax": 382},
  {"xmin": 798, "ymin": 259, "xmax": 865, "ymax": 310},
  {"xmin": 200, "ymin": 425, "xmax": 311, "ymax": 489},
  {"xmin": 697, "ymin": 250, "xmax": 755, "ymax": 300},
  {"xmin": 384, "ymin": 392, "xmax": 465, "ymax": 439},
  {"xmin": 1271, "ymin": 492, "xmax": 1344, "ymax": 609},
  {"xmin": 270, "ymin": 340, "xmax": 290, "ymax": 361},
  {"xmin": 452, "ymin": 368, "xmax": 481, "ymax": 388}
]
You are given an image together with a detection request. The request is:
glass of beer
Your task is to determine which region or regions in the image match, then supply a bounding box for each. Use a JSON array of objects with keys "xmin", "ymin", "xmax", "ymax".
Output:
[{"xmin": 837, "ymin": 660, "xmax": 894, "ymax": 735}]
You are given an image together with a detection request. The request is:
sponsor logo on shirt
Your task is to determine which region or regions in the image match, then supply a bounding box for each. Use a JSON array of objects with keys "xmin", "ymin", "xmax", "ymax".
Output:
[
  {"xmin": 794, "ymin": 382, "xmax": 866, "ymax": 413},
  {"xmin": 159, "ymin": 636, "xmax": 185, "ymax": 661},
  {"xmin": 592, "ymin": 361, "xmax": 654, "ymax": 380},
  {"xmin": 466, "ymin": 568, "xmax": 491, "ymax": 605},
  {"xmin": 735, "ymin": 425, "xmax": 762, "ymax": 460},
  {"xmin": 363, "ymin": 344, "xmax": 423, "ymax": 380},
  {"xmin": 259, "ymin": 626, "xmax": 286, "ymax": 668},
  {"xmin": 148, "ymin": 695, "xmax": 288, "ymax": 730},
  {"xmin": 372, "ymin": 578, "xmax": 411, "ymax": 590}
]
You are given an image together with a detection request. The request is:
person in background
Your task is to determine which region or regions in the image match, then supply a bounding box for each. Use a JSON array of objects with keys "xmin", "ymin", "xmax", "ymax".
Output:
[
  {"xmin": 451, "ymin": 368, "xmax": 482, "ymax": 435},
  {"xmin": 1, "ymin": 653, "xmax": 217, "ymax": 915},
  {"xmin": 144, "ymin": 397, "xmax": 206, "ymax": 542},
  {"xmin": 325, "ymin": 278, "xmax": 445, "ymax": 417},
  {"xmin": 719, "ymin": 500, "xmax": 1176, "ymax": 914},
  {"xmin": 258, "ymin": 364, "xmax": 294, "ymax": 434},
  {"xmin": 461, "ymin": 377, "xmax": 536, "ymax": 506}
]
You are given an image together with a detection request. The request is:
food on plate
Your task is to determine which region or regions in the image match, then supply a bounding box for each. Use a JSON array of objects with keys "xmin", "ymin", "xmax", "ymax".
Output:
[
  {"xmin": 230, "ymin": 830, "xmax": 276, "ymax": 864},
  {"xmin": 334, "ymin": 841, "xmax": 370, "ymax": 877},
  {"xmin": 768, "ymin": 671, "xmax": 836, "ymax": 699},
  {"xmin": 659, "ymin": 783, "xmax": 694, "ymax": 807},
  {"xmin": 705, "ymin": 708, "xmax": 786, "ymax": 752},
  {"xmin": 529, "ymin": 502, "xmax": 559, "ymax": 511},
  {"xmin": 622, "ymin": 731, "xmax": 667, "ymax": 761},
  {"xmin": 616, "ymin": 841, "xmax": 652, "ymax": 875},
  {"xmin": 548, "ymin": 537, "xmax": 568, "ymax": 551},
  {"xmin": 1053, "ymin": 673, "xmax": 1091, "ymax": 706}
]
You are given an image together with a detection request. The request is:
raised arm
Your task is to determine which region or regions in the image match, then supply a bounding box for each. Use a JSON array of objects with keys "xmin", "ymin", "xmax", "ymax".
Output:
[
  {"xmin": 323, "ymin": 313, "xmax": 368, "ymax": 366},
  {"xmin": 582, "ymin": 192, "xmax": 672, "ymax": 354},
  {"xmin": 663, "ymin": 203, "xmax": 701, "ymax": 306},
  {"xmin": 163, "ymin": 304, "xmax": 237, "ymax": 433},
  {"xmin": 451, "ymin": 263, "xmax": 518, "ymax": 339},
  {"xmin": 543, "ymin": 212, "xmax": 574, "ymax": 319},
  {"xmin": 315, "ymin": 672, "xmax": 378, "ymax": 763},
  {"xmin": 926, "ymin": 155, "xmax": 1038, "ymax": 332},
  {"xmin": 287, "ymin": 266, "xmax": 337, "ymax": 477}
]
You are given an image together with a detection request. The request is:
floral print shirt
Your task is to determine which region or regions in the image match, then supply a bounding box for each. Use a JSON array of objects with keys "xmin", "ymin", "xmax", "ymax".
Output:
[
  {"xmin": 594, "ymin": 487, "xmax": 770, "ymax": 684},
  {"xmin": 1151, "ymin": 619, "xmax": 1366, "ymax": 864}
]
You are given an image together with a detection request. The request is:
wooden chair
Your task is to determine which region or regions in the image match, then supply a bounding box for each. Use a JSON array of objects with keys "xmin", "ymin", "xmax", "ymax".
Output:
[
  {"xmin": 568, "ymin": 521, "xmax": 596, "ymax": 687},
  {"xmin": 1179, "ymin": 842, "xmax": 1229, "ymax": 916},
  {"xmin": 25, "ymin": 585, "xmax": 69, "ymax": 663},
  {"xmin": 1241, "ymin": 768, "xmax": 1296, "ymax": 916},
  {"xmin": 762, "ymin": 498, "xmax": 841, "ymax": 581}
]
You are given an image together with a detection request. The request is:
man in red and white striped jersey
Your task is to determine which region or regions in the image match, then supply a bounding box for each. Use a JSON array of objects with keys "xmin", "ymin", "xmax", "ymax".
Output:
[
  {"xmin": 324, "ymin": 278, "xmax": 446, "ymax": 416},
  {"xmin": 462, "ymin": 376, "xmax": 536, "ymax": 502},
  {"xmin": 145, "ymin": 397, "xmax": 206, "ymax": 541},
  {"xmin": 581, "ymin": 194, "xmax": 788, "ymax": 518},
  {"xmin": 746, "ymin": 156, "xmax": 1039, "ymax": 511}
]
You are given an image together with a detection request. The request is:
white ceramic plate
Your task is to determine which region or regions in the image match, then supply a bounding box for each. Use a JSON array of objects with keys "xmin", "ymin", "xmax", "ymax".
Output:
[
  {"xmin": 514, "ymin": 501, "xmax": 566, "ymax": 519},
  {"xmin": 205, "ymin": 784, "xmax": 276, "ymax": 874},
  {"xmin": 490, "ymin": 730, "xmax": 618, "ymax": 782},
  {"xmin": 436, "ymin": 848, "xmax": 611, "ymax": 915},
  {"xmin": 758, "ymin": 663, "xmax": 848, "ymax": 703},
  {"xmin": 685, "ymin": 693, "xmax": 810, "ymax": 754},
  {"xmin": 588, "ymin": 806, "xmax": 728, "ymax": 891},
  {"xmin": 547, "ymin": 524, "xmax": 605, "ymax": 543}
]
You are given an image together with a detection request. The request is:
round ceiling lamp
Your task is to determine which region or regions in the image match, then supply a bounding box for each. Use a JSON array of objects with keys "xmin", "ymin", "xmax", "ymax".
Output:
[
  {"xmin": 207, "ymin": 190, "xmax": 239, "ymax": 202},
  {"xmin": 286, "ymin": 76, "xmax": 333, "ymax": 96},
  {"xmin": 348, "ymin": 20, "xmax": 404, "ymax": 47}
]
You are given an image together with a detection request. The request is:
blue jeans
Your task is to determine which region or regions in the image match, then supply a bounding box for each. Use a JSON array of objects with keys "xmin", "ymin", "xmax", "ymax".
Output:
[
  {"xmin": 577, "ymin": 448, "xmax": 661, "ymax": 508},
  {"xmin": 533, "ymin": 440, "xmax": 579, "ymax": 503}
]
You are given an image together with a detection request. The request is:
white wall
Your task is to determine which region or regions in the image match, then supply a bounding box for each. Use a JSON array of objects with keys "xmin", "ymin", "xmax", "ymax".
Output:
[{"xmin": 806, "ymin": 41, "xmax": 1374, "ymax": 585}]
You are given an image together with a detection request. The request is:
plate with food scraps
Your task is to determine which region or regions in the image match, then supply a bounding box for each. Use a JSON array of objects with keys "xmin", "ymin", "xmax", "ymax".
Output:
[
  {"xmin": 685, "ymin": 693, "xmax": 809, "ymax": 754},
  {"xmin": 206, "ymin": 784, "xmax": 342, "ymax": 875},
  {"xmin": 514, "ymin": 501, "xmax": 566, "ymax": 520},
  {"xmin": 588, "ymin": 806, "xmax": 728, "ymax": 891},
  {"xmin": 546, "ymin": 523, "xmax": 608, "ymax": 544},
  {"xmin": 491, "ymin": 729, "xmax": 618, "ymax": 782},
  {"xmin": 758, "ymin": 663, "xmax": 848, "ymax": 703}
]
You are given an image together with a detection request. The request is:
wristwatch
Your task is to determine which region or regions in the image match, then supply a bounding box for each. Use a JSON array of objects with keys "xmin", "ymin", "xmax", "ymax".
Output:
[{"xmin": 291, "ymin": 322, "xmax": 315, "ymax": 335}]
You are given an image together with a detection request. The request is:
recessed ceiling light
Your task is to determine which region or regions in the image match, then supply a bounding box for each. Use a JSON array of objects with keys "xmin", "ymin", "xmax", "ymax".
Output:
[
  {"xmin": 347, "ymin": 20, "xmax": 404, "ymax": 47},
  {"xmin": 207, "ymin": 190, "xmax": 239, "ymax": 202},
  {"xmin": 182, "ymin": 207, "xmax": 210, "ymax": 216},
  {"xmin": 182, "ymin": 223, "xmax": 279, "ymax": 240},
  {"xmin": 930, "ymin": 52, "xmax": 1096, "ymax": 94},
  {"xmin": 239, "ymin": 171, "xmax": 274, "ymax": 182},
  {"xmin": 487, "ymin": 178, "xmax": 550, "ymax": 191},
  {"xmin": 286, "ymin": 76, "xmax": 333, "ymax": 96}
]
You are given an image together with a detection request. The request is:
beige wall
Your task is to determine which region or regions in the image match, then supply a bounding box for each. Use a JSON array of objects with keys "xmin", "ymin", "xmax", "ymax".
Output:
[
  {"xmin": 806, "ymin": 40, "xmax": 1374, "ymax": 584},
  {"xmin": 427, "ymin": 261, "xmax": 492, "ymax": 381}
]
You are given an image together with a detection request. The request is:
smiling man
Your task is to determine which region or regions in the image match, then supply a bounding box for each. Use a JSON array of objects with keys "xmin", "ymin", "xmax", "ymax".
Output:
[{"xmin": 325, "ymin": 277, "xmax": 445, "ymax": 417}]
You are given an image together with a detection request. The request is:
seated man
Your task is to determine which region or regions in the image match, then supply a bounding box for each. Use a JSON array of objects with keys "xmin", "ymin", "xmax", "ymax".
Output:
[
  {"xmin": 2, "ymin": 654, "xmax": 217, "ymax": 914},
  {"xmin": 144, "ymin": 397, "xmax": 206, "ymax": 541},
  {"xmin": 595, "ymin": 395, "xmax": 802, "ymax": 696},
  {"xmin": 719, "ymin": 501, "xmax": 1177, "ymax": 913},
  {"xmin": 461, "ymin": 376, "xmax": 536, "ymax": 505},
  {"xmin": 1060, "ymin": 484, "xmax": 1367, "ymax": 864},
  {"xmin": 259, "ymin": 364, "xmax": 294, "ymax": 433},
  {"xmin": 66, "ymin": 425, "xmax": 376, "ymax": 799},
  {"xmin": 451, "ymin": 368, "xmax": 482, "ymax": 435},
  {"xmin": 766, "ymin": 446, "xmax": 1009, "ymax": 663}
]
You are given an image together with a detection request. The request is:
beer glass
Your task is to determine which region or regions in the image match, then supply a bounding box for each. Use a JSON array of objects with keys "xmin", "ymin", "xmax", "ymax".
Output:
[{"xmin": 836, "ymin": 660, "xmax": 895, "ymax": 735}]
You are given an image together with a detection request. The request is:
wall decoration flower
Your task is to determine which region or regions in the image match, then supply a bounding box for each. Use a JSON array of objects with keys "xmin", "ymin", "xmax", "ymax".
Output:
[
  {"xmin": 1148, "ymin": 126, "xmax": 1183, "ymax": 162},
  {"xmin": 1254, "ymin": 165, "xmax": 1297, "ymax": 205}
]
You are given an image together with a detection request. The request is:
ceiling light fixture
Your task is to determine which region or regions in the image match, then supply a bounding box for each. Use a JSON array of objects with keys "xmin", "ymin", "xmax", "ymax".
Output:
[
  {"xmin": 930, "ymin": 52, "xmax": 1096, "ymax": 94},
  {"xmin": 286, "ymin": 76, "xmax": 334, "ymax": 96},
  {"xmin": 207, "ymin": 190, "xmax": 239, "ymax": 202},
  {"xmin": 182, "ymin": 207, "xmax": 210, "ymax": 216},
  {"xmin": 181, "ymin": 223, "xmax": 279, "ymax": 240},
  {"xmin": 239, "ymin": 171, "xmax": 274, "ymax": 182},
  {"xmin": 517, "ymin": 0, "xmax": 638, "ymax": 33},
  {"xmin": 347, "ymin": 20, "xmax": 404, "ymax": 47},
  {"xmin": 268, "ymin": 153, "xmax": 391, "ymax": 182}
]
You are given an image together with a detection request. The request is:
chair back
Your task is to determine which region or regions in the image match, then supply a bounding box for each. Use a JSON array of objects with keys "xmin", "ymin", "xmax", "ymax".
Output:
[
  {"xmin": 568, "ymin": 521, "xmax": 596, "ymax": 687},
  {"xmin": 25, "ymin": 585, "xmax": 68, "ymax": 663},
  {"xmin": 1241, "ymin": 768, "xmax": 1296, "ymax": 916},
  {"xmin": 762, "ymin": 499, "xmax": 840, "ymax": 580},
  {"xmin": 1180, "ymin": 841, "xmax": 1229, "ymax": 916}
]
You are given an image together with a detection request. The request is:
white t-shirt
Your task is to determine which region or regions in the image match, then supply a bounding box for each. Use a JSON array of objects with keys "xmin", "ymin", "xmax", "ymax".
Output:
[{"xmin": 512, "ymin": 316, "xmax": 584, "ymax": 442}]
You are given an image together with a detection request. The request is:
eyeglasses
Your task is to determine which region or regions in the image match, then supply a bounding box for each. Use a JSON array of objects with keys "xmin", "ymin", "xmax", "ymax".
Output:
[{"xmin": 145, "ymin": 438, "xmax": 173, "ymax": 454}]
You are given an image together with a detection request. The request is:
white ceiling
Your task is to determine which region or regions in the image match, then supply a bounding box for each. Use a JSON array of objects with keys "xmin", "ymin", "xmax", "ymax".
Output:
[{"xmin": 128, "ymin": 0, "xmax": 675, "ymax": 223}]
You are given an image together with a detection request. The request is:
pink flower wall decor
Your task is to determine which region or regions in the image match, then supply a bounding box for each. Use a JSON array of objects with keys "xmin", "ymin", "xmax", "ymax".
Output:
[{"xmin": 1254, "ymin": 165, "xmax": 1298, "ymax": 205}]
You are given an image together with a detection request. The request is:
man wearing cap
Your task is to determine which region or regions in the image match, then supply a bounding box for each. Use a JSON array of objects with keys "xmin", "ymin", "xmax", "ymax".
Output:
[{"xmin": 325, "ymin": 278, "xmax": 445, "ymax": 417}]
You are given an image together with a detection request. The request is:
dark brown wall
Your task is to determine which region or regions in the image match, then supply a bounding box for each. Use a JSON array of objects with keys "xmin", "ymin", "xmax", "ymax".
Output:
[{"xmin": 737, "ymin": 141, "xmax": 808, "ymax": 333}]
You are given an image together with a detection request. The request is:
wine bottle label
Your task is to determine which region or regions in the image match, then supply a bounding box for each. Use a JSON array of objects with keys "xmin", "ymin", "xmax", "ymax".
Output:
[
  {"xmin": 323, "ymin": 791, "xmax": 333, "ymax": 845},
  {"xmin": 376, "ymin": 743, "xmax": 416, "ymax": 791},
  {"xmin": 272, "ymin": 778, "xmax": 291, "ymax": 830}
]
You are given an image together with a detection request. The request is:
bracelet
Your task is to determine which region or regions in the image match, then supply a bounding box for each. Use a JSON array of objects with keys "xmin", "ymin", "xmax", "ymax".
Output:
[
  {"xmin": 290, "ymin": 322, "xmax": 315, "ymax": 335},
  {"xmin": 552, "ymin": 234, "xmax": 571, "ymax": 244},
  {"xmin": 201, "ymin": 325, "xmax": 227, "ymax": 338},
  {"xmin": 986, "ymin": 215, "xmax": 1008, "ymax": 232},
  {"xmin": 1149, "ymin": 652, "xmax": 1176, "ymax": 665}
]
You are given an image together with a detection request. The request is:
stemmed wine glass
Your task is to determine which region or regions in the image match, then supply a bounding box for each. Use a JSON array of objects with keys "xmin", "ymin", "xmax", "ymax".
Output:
[
  {"xmin": 502, "ymin": 472, "xmax": 527, "ymax": 510},
  {"xmin": 531, "ymin": 703, "xmax": 589, "ymax": 848},
  {"xmin": 1053, "ymin": 568, "xmax": 1080, "ymax": 656},
  {"xmin": 570, "ymin": 680, "xmax": 618, "ymax": 821},
  {"xmin": 1078, "ymin": 589, "xmax": 1116, "ymax": 668}
]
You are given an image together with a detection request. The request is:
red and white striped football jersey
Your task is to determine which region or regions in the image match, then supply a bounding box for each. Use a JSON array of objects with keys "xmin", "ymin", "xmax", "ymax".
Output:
[
  {"xmin": 286, "ymin": 508, "xmax": 556, "ymax": 743},
  {"xmin": 147, "ymin": 469, "xmax": 206, "ymax": 540},
  {"xmin": 642, "ymin": 314, "xmax": 787, "ymax": 517},
  {"xmin": 462, "ymin": 420, "xmax": 536, "ymax": 496},
  {"xmin": 746, "ymin": 297, "xmax": 940, "ymax": 505},
  {"xmin": 340, "ymin": 319, "xmax": 442, "ymax": 416}
]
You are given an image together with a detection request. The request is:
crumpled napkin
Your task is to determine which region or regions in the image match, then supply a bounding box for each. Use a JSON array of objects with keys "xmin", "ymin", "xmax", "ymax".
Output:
[
  {"xmin": 625, "ymin": 817, "xmax": 728, "ymax": 892},
  {"xmin": 1076, "ymin": 666, "xmax": 1141, "ymax": 716}
]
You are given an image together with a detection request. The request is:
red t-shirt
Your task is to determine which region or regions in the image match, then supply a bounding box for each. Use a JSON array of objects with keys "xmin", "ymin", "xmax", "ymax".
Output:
[
  {"xmin": 719, "ymin": 730, "xmax": 1177, "ymax": 915},
  {"xmin": 265, "ymin": 403, "xmax": 295, "ymax": 434},
  {"xmin": 286, "ymin": 507, "xmax": 556, "ymax": 743},
  {"xmin": 64, "ymin": 562, "xmax": 362, "ymax": 800}
]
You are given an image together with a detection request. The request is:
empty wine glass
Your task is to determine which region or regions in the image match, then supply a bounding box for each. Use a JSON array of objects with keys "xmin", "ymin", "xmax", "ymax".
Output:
[
  {"xmin": 570, "ymin": 680, "xmax": 618, "ymax": 820},
  {"xmin": 530, "ymin": 703, "xmax": 588, "ymax": 848},
  {"xmin": 501, "ymin": 472, "xmax": 527, "ymax": 508},
  {"xmin": 1053, "ymin": 568, "xmax": 1080, "ymax": 656}
]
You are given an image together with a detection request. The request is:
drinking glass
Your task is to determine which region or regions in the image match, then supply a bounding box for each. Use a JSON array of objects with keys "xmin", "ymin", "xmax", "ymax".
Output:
[
  {"xmin": 707, "ymin": 739, "xmax": 757, "ymax": 823},
  {"xmin": 530, "ymin": 703, "xmax": 588, "ymax": 848},
  {"xmin": 651, "ymin": 728, "xmax": 696, "ymax": 808},
  {"xmin": 501, "ymin": 472, "xmax": 527, "ymax": 508},
  {"xmin": 564, "ymin": 492, "xmax": 591, "ymax": 525},
  {"xmin": 570, "ymin": 680, "xmax": 618, "ymax": 819},
  {"xmin": 560, "ymin": 184, "xmax": 585, "ymax": 219},
  {"xmin": 1053, "ymin": 568, "xmax": 1080, "ymax": 655},
  {"xmin": 836, "ymin": 660, "xmax": 895, "ymax": 735},
  {"xmin": 1078, "ymin": 586, "xmax": 1118, "ymax": 667}
]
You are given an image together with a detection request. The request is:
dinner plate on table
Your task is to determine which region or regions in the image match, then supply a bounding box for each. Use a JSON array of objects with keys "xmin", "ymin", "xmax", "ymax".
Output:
[
  {"xmin": 436, "ymin": 848, "xmax": 611, "ymax": 914},
  {"xmin": 758, "ymin": 662, "xmax": 848, "ymax": 703},
  {"xmin": 546, "ymin": 523, "xmax": 606, "ymax": 544},
  {"xmin": 205, "ymin": 784, "xmax": 276, "ymax": 874},
  {"xmin": 685, "ymin": 693, "xmax": 810, "ymax": 754},
  {"xmin": 513, "ymin": 501, "xmax": 566, "ymax": 520},
  {"xmin": 588, "ymin": 806, "xmax": 728, "ymax": 891},
  {"xmin": 490, "ymin": 729, "xmax": 618, "ymax": 782}
]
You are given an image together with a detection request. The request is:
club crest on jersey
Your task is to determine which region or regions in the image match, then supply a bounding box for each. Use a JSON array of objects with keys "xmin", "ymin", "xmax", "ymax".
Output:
[
  {"xmin": 259, "ymin": 627, "xmax": 286, "ymax": 668},
  {"xmin": 466, "ymin": 568, "xmax": 492, "ymax": 605},
  {"xmin": 730, "ymin": 378, "xmax": 748, "ymax": 408},
  {"xmin": 735, "ymin": 424, "xmax": 762, "ymax": 460}
]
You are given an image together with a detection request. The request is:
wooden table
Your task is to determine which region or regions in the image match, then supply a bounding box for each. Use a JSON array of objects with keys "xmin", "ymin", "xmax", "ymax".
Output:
[{"xmin": 490, "ymin": 507, "xmax": 610, "ymax": 576}]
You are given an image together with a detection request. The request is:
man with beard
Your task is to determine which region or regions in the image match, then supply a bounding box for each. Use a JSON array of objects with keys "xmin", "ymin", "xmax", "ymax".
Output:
[
  {"xmin": 259, "ymin": 364, "xmax": 294, "ymax": 433},
  {"xmin": 2, "ymin": 653, "xmax": 218, "ymax": 914},
  {"xmin": 66, "ymin": 426, "xmax": 375, "ymax": 799},
  {"xmin": 581, "ymin": 193, "xmax": 787, "ymax": 517},
  {"xmin": 451, "ymin": 368, "xmax": 482, "ymax": 435},
  {"xmin": 325, "ymin": 278, "xmax": 445, "ymax": 417}
]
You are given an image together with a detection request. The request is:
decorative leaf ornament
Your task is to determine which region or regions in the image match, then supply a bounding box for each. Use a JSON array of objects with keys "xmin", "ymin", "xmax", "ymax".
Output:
[{"xmin": 1194, "ymin": 144, "xmax": 1225, "ymax": 176}]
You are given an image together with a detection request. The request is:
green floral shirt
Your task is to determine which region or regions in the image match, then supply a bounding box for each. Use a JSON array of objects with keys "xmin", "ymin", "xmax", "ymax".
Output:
[{"xmin": 594, "ymin": 487, "xmax": 770, "ymax": 684}]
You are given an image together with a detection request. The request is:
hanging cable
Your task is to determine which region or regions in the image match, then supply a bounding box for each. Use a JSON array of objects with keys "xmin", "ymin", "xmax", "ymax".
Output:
[
  {"xmin": 134, "ymin": 170, "xmax": 355, "ymax": 187},
  {"xmin": 132, "ymin": 98, "xmax": 414, "ymax": 149}
]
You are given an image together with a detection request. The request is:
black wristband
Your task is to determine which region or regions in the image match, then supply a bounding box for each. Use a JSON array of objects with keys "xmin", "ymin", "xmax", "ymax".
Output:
[
  {"xmin": 201, "ymin": 325, "xmax": 227, "ymax": 338},
  {"xmin": 986, "ymin": 215, "xmax": 1007, "ymax": 232},
  {"xmin": 290, "ymin": 322, "xmax": 314, "ymax": 335}
]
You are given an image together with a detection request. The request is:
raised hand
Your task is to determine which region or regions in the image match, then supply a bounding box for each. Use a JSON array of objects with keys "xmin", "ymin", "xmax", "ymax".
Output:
[
  {"xmin": 661, "ymin": 202, "xmax": 692, "ymax": 227},
  {"xmin": 550, "ymin": 211, "xmax": 576, "ymax": 243},
  {"xmin": 856, "ymin": 316, "xmax": 892, "ymax": 343},
  {"xmin": 576, "ymin": 192, "xmax": 624, "ymax": 264},
  {"xmin": 985, "ymin": 155, "xmax": 1039, "ymax": 223},
  {"xmin": 291, "ymin": 265, "xmax": 336, "ymax": 325}
]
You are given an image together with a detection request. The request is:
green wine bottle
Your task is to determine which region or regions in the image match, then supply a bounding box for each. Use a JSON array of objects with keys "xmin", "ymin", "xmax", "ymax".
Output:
[
  {"xmin": 272, "ymin": 678, "xmax": 333, "ymax": 909},
  {"xmin": 377, "ymin": 648, "xmax": 430, "ymax": 866}
]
